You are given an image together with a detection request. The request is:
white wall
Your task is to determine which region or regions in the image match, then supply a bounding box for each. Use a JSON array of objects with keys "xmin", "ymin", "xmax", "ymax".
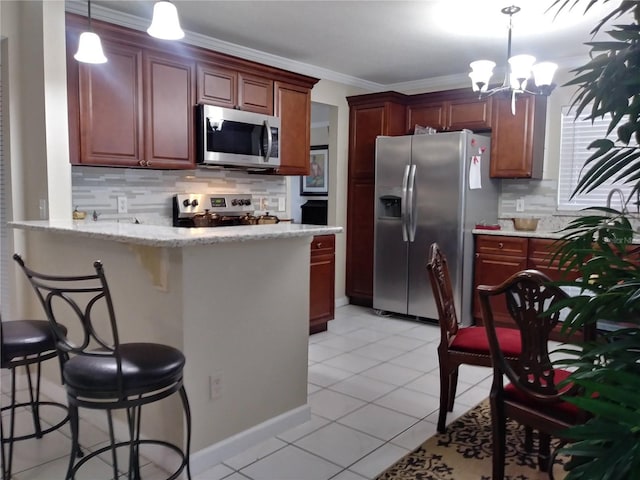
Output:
[
  {"xmin": 308, "ymin": 79, "xmax": 368, "ymax": 307},
  {"xmin": 0, "ymin": 0, "xmax": 71, "ymax": 318}
]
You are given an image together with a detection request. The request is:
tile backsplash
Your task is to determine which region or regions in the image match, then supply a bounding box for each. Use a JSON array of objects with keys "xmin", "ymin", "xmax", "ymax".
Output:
[
  {"xmin": 72, "ymin": 166, "xmax": 287, "ymax": 225},
  {"xmin": 498, "ymin": 178, "xmax": 640, "ymax": 232}
]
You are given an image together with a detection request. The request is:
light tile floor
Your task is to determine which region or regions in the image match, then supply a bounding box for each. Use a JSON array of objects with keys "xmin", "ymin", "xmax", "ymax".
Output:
[{"xmin": 2, "ymin": 305, "xmax": 496, "ymax": 479}]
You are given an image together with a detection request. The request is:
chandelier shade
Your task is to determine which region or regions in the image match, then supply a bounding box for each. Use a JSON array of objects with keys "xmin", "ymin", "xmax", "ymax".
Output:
[
  {"xmin": 469, "ymin": 5, "xmax": 557, "ymax": 114},
  {"xmin": 147, "ymin": 1, "xmax": 185, "ymax": 40},
  {"xmin": 74, "ymin": 0, "xmax": 107, "ymax": 64}
]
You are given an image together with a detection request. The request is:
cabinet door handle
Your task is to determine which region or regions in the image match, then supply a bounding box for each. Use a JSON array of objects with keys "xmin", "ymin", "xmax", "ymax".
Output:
[
  {"xmin": 475, "ymin": 253, "xmax": 479, "ymax": 258},
  {"xmin": 498, "ymin": 242, "xmax": 504, "ymax": 249},
  {"xmin": 146, "ymin": 160, "xmax": 152, "ymax": 167},
  {"xmin": 138, "ymin": 160, "xmax": 147, "ymax": 167}
]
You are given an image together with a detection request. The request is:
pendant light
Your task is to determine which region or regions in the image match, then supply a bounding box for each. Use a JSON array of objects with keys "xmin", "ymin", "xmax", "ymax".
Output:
[
  {"xmin": 74, "ymin": 0, "xmax": 107, "ymax": 64},
  {"xmin": 469, "ymin": 5, "xmax": 557, "ymax": 114},
  {"xmin": 147, "ymin": 1, "xmax": 185, "ymax": 40}
]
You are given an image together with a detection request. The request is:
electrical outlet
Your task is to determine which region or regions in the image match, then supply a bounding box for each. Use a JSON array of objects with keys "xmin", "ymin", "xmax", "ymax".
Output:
[
  {"xmin": 39, "ymin": 199, "xmax": 48, "ymax": 219},
  {"xmin": 260, "ymin": 197, "xmax": 269, "ymax": 210},
  {"xmin": 117, "ymin": 196, "xmax": 128, "ymax": 214},
  {"xmin": 516, "ymin": 198, "xmax": 525, "ymax": 212},
  {"xmin": 209, "ymin": 372, "xmax": 222, "ymax": 401},
  {"xmin": 278, "ymin": 197, "xmax": 286, "ymax": 212}
]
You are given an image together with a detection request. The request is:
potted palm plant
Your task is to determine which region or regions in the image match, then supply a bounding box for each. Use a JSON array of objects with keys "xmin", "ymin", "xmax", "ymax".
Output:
[{"xmin": 548, "ymin": 0, "xmax": 640, "ymax": 478}]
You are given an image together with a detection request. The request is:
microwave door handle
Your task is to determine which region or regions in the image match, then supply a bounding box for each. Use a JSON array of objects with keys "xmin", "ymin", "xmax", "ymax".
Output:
[{"xmin": 264, "ymin": 120, "xmax": 273, "ymax": 162}]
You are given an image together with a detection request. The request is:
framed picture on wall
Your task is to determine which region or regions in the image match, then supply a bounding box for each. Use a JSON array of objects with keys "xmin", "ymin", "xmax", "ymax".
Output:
[{"xmin": 301, "ymin": 145, "xmax": 329, "ymax": 196}]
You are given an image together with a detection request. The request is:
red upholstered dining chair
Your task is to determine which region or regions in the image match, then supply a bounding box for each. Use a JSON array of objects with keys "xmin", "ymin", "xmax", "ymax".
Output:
[
  {"xmin": 478, "ymin": 269, "xmax": 589, "ymax": 480},
  {"xmin": 426, "ymin": 242, "xmax": 522, "ymax": 433}
]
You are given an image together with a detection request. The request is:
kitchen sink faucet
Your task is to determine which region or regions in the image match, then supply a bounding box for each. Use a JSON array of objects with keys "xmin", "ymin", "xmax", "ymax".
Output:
[{"xmin": 606, "ymin": 187, "xmax": 629, "ymax": 214}]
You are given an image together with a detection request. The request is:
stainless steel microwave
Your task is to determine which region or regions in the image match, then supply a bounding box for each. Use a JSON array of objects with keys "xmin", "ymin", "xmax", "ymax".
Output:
[{"xmin": 196, "ymin": 104, "xmax": 280, "ymax": 169}]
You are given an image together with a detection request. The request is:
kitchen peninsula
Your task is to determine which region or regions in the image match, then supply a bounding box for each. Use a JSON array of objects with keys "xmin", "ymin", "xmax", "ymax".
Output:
[{"xmin": 10, "ymin": 220, "xmax": 341, "ymax": 473}]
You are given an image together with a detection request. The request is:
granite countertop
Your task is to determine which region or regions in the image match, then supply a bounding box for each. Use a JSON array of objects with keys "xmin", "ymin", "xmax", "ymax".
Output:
[
  {"xmin": 471, "ymin": 228, "xmax": 564, "ymax": 239},
  {"xmin": 10, "ymin": 220, "xmax": 343, "ymax": 247}
]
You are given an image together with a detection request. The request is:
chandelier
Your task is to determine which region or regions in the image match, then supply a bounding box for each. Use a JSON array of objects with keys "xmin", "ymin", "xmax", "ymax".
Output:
[{"xmin": 468, "ymin": 5, "xmax": 558, "ymax": 114}]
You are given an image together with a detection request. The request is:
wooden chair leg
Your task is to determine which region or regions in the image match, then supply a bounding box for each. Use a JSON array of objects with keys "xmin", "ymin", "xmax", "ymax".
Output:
[
  {"xmin": 524, "ymin": 426, "xmax": 533, "ymax": 452},
  {"xmin": 538, "ymin": 433, "xmax": 551, "ymax": 472},
  {"xmin": 437, "ymin": 363, "xmax": 450, "ymax": 433},
  {"xmin": 490, "ymin": 395, "xmax": 506, "ymax": 480},
  {"xmin": 448, "ymin": 367, "xmax": 459, "ymax": 412}
]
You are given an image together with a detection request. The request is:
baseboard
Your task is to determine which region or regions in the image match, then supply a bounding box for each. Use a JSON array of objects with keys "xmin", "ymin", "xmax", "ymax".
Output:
[
  {"xmin": 40, "ymin": 377, "xmax": 310, "ymax": 476},
  {"xmin": 189, "ymin": 404, "xmax": 310, "ymax": 474},
  {"xmin": 335, "ymin": 296, "xmax": 349, "ymax": 308}
]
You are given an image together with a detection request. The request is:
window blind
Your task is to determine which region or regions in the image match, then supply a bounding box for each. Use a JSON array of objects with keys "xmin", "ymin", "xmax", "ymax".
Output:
[{"xmin": 557, "ymin": 105, "xmax": 635, "ymax": 211}]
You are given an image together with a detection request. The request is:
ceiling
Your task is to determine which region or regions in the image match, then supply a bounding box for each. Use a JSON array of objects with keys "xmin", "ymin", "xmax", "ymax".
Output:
[{"xmin": 79, "ymin": 0, "xmax": 619, "ymax": 91}]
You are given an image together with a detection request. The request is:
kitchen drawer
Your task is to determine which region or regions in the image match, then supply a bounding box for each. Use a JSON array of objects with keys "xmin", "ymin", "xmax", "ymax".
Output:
[
  {"xmin": 311, "ymin": 235, "xmax": 335, "ymax": 256},
  {"xmin": 475, "ymin": 235, "xmax": 528, "ymax": 257}
]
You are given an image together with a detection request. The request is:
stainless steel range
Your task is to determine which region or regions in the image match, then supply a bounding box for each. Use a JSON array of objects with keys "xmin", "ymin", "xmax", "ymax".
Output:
[{"xmin": 173, "ymin": 193, "xmax": 256, "ymax": 227}]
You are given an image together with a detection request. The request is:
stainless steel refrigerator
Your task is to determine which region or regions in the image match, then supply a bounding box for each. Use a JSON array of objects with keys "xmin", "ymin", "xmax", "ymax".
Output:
[{"xmin": 373, "ymin": 130, "xmax": 498, "ymax": 324}]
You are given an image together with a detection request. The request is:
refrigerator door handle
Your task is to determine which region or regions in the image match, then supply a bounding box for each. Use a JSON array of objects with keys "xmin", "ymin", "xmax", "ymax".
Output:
[
  {"xmin": 401, "ymin": 164, "xmax": 410, "ymax": 242},
  {"xmin": 408, "ymin": 164, "xmax": 417, "ymax": 242}
]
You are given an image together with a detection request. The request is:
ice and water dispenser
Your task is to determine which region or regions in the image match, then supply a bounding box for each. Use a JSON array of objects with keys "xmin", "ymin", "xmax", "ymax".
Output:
[{"xmin": 378, "ymin": 195, "xmax": 402, "ymax": 219}]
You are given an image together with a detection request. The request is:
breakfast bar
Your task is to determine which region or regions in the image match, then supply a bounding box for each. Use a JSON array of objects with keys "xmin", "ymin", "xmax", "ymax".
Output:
[{"xmin": 10, "ymin": 220, "xmax": 342, "ymax": 473}]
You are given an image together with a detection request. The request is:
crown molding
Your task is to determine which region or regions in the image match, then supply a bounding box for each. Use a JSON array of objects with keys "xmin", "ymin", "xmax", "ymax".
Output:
[
  {"xmin": 64, "ymin": 2, "xmax": 591, "ymax": 95},
  {"xmin": 65, "ymin": 1, "xmax": 383, "ymax": 91}
]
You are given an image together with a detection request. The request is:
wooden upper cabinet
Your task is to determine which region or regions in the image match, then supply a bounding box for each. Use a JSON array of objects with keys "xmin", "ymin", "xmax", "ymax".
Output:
[
  {"xmin": 447, "ymin": 97, "xmax": 492, "ymax": 131},
  {"xmin": 407, "ymin": 92, "xmax": 491, "ymax": 133},
  {"xmin": 274, "ymin": 81, "xmax": 311, "ymax": 175},
  {"xmin": 73, "ymin": 40, "xmax": 144, "ymax": 167},
  {"xmin": 196, "ymin": 63, "xmax": 237, "ymax": 109},
  {"xmin": 348, "ymin": 99, "xmax": 407, "ymax": 179},
  {"xmin": 144, "ymin": 52, "xmax": 196, "ymax": 169},
  {"xmin": 238, "ymin": 73, "xmax": 273, "ymax": 114},
  {"xmin": 66, "ymin": 13, "xmax": 318, "ymax": 171},
  {"xmin": 407, "ymin": 103, "xmax": 445, "ymax": 132},
  {"xmin": 197, "ymin": 62, "xmax": 273, "ymax": 114},
  {"xmin": 490, "ymin": 94, "xmax": 546, "ymax": 178}
]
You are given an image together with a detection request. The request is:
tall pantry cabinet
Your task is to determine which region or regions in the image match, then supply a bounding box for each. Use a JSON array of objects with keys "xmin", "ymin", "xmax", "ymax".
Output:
[{"xmin": 346, "ymin": 93, "xmax": 407, "ymax": 306}]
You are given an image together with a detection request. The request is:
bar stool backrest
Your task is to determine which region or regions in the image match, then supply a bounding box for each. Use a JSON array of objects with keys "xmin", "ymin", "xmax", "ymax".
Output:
[{"xmin": 13, "ymin": 254, "xmax": 125, "ymax": 395}]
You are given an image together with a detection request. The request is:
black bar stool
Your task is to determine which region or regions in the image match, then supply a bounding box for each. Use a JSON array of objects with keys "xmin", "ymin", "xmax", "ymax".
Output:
[
  {"xmin": 14, "ymin": 254, "xmax": 192, "ymax": 480},
  {"xmin": 1, "ymin": 318, "xmax": 70, "ymax": 480}
]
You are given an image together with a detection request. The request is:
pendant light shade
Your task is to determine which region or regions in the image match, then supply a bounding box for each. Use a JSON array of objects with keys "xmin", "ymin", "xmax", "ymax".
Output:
[
  {"xmin": 147, "ymin": 1, "xmax": 185, "ymax": 40},
  {"xmin": 74, "ymin": 0, "xmax": 107, "ymax": 64},
  {"xmin": 74, "ymin": 32, "xmax": 107, "ymax": 64}
]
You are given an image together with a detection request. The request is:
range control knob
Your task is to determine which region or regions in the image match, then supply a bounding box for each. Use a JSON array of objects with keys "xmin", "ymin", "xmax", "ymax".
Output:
[
  {"xmin": 244, "ymin": 199, "xmax": 252, "ymax": 206},
  {"xmin": 231, "ymin": 199, "xmax": 238, "ymax": 206},
  {"xmin": 183, "ymin": 199, "xmax": 190, "ymax": 207},
  {"xmin": 191, "ymin": 199, "xmax": 199, "ymax": 207}
]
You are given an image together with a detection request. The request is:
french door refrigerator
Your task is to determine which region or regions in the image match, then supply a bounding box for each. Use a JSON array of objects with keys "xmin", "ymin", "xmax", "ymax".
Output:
[{"xmin": 373, "ymin": 130, "xmax": 498, "ymax": 323}]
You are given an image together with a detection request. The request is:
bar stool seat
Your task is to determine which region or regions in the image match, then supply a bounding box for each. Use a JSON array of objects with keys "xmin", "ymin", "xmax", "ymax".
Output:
[
  {"xmin": 2, "ymin": 320, "xmax": 64, "ymax": 360},
  {"xmin": 1, "ymin": 319, "xmax": 70, "ymax": 480}
]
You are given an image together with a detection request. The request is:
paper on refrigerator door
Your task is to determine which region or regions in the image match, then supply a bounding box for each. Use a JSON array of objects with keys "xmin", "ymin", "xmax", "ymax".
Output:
[{"xmin": 469, "ymin": 155, "xmax": 482, "ymax": 189}]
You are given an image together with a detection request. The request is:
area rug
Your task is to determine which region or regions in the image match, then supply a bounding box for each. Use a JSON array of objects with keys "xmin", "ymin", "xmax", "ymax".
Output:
[{"xmin": 375, "ymin": 400, "xmax": 567, "ymax": 480}]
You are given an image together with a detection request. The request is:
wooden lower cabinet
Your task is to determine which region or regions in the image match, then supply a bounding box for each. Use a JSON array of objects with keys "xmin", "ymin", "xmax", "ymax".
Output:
[
  {"xmin": 473, "ymin": 236, "xmax": 528, "ymax": 327},
  {"xmin": 310, "ymin": 235, "xmax": 335, "ymax": 334},
  {"xmin": 473, "ymin": 234, "xmax": 583, "ymax": 342}
]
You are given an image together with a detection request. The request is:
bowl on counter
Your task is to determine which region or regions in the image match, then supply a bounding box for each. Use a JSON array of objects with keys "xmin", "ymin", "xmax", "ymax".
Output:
[{"xmin": 512, "ymin": 217, "xmax": 539, "ymax": 231}]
